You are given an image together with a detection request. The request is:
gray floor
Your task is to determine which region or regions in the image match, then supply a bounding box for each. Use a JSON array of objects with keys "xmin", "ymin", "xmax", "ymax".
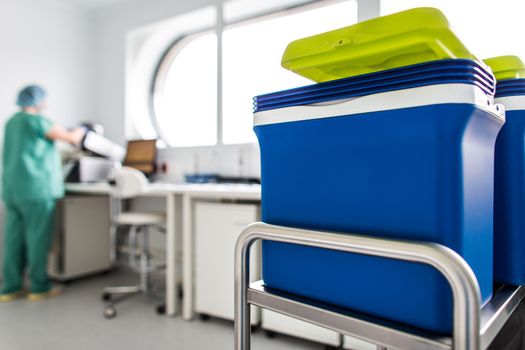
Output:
[{"xmin": 0, "ymin": 268, "xmax": 325, "ymax": 350}]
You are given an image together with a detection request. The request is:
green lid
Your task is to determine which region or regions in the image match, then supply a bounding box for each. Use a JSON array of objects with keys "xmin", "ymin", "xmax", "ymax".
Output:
[
  {"xmin": 483, "ymin": 56, "xmax": 525, "ymax": 81},
  {"xmin": 281, "ymin": 7, "xmax": 478, "ymax": 82}
]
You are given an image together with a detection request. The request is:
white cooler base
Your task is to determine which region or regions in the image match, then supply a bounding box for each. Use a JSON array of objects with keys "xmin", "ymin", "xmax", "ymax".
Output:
[
  {"xmin": 262, "ymin": 309, "xmax": 341, "ymax": 346},
  {"xmin": 344, "ymin": 335, "xmax": 377, "ymax": 350},
  {"xmin": 262, "ymin": 309, "xmax": 376, "ymax": 349}
]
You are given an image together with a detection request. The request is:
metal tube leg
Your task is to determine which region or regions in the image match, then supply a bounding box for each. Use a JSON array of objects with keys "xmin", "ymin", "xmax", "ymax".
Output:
[
  {"xmin": 235, "ymin": 233, "xmax": 252, "ymax": 350},
  {"xmin": 165, "ymin": 193, "xmax": 177, "ymax": 317},
  {"xmin": 234, "ymin": 223, "xmax": 481, "ymax": 350},
  {"xmin": 140, "ymin": 226, "xmax": 150, "ymax": 292},
  {"xmin": 128, "ymin": 225, "xmax": 139, "ymax": 269},
  {"xmin": 109, "ymin": 224, "xmax": 118, "ymax": 266}
]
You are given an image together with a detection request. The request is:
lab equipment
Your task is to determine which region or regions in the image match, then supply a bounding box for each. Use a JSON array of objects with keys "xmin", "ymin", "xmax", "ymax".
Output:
[
  {"xmin": 184, "ymin": 173, "xmax": 219, "ymax": 184},
  {"xmin": 184, "ymin": 174, "xmax": 261, "ymax": 184},
  {"xmin": 281, "ymin": 8, "xmax": 477, "ymax": 82},
  {"xmin": 48, "ymin": 196, "xmax": 111, "ymax": 280},
  {"xmin": 65, "ymin": 156, "xmax": 117, "ymax": 183},
  {"xmin": 64, "ymin": 126, "xmax": 125, "ymax": 183},
  {"xmin": 253, "ymin": 58, "xmax": 503, "ymax": 333},
  {"xmin": 82, "ymin": 130, "xmax": 126, "ymax": 161},
  {"xmin": 484, "ymin": 55, "xmax": 525, "ymax": 285},
  {"xmin": 102, "ymin": 166, "xmax": 166, "ymax": 319},
  {"xmin": 16, "ymin": 85, "xmax": 46, "ymax": 107}
]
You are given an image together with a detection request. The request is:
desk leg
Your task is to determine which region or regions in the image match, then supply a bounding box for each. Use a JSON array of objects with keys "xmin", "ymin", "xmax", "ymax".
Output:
[
  {"xmin": 166, "ymin": 193, "xmax": 178, "ymax": 317},
  {"xmin": 182, "ymin": 194, "xmax": 194, "ymax": 321}
]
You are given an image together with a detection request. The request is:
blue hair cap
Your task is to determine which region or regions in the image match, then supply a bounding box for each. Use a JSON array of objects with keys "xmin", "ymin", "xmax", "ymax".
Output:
[{"xmin": 16, "ymin": 85, "xmax": 47, "ymax": 107}]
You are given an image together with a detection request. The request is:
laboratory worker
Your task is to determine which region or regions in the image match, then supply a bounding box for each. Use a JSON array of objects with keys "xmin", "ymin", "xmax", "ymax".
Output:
[{"xmin": 0, "ymin": 85, "xmax": 85, "ymax": 302}]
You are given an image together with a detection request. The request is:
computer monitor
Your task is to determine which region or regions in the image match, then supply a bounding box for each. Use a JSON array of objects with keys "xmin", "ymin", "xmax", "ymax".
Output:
[{"xmin": 123, "ymin": 139, "xmax": 157, "ymax": 176}]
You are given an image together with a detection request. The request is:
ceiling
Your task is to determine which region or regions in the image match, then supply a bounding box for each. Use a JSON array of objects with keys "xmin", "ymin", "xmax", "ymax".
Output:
[{"xmin": 62, "ymin": 0, "xmax": 135, "ymax": 10}]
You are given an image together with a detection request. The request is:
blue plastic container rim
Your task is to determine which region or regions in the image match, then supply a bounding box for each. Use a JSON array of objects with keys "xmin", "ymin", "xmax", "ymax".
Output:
[
  {"xmin": 256, "ymin": 59, "xmax": 494, "ymax": 102},
  {"xmin": 256, "ymin": 69, "xmax": 494, "ymax": 106},
  {"xmin": 495, "ymin": 90, "xmax": 525, "ymax": 98},
  {"xmin": 255, "ymin": 81, "xmax": 491, "ymax": 112},
  {"xmin": 257, "ymin": 66, "xmax": 494, "ymax": 104},
  {"xmin": 497, "ymin": 78, "xmax": 525, "ymax": 87},
  {"xmin": 255, "ymin": 73, "xmax": 494, "ymax": 112},
  {"xmin": 259, "ymin": 59, "xmax": 494, "ymax": 100},
  {"xmin": 255, "ymin": 72, "xmax": 493, "ymax": 104},
  {"xmin": 495, "ymin": 79, "xmax": 525, "ymax": 97},
  {"xmin": 254, "ymin": 78, "xmax": 493, "ymax": 113}
]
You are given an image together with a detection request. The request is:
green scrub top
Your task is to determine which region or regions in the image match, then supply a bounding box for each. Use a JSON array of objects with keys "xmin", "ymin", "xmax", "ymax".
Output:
[{"xmin": 2, "ymin": 111, "xmax": 64, "ymax": 204}]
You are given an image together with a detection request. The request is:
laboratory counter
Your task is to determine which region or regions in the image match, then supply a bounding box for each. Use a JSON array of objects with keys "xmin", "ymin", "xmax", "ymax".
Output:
[{"xmin": 64, "ymin": 181, "xmax": 261, "ymax": 320}]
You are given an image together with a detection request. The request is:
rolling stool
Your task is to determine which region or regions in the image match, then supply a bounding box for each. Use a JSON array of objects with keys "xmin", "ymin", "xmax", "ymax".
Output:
[{"xmin": 102, "ymin": 166, "xmax": 166, "ymax": 318}]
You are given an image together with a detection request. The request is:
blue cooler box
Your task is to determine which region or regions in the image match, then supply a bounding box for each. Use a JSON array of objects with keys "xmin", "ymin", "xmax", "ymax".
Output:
[
  {"xmin": 494, "ymin": 79, "xmax": 525, "ymax": 285},
  {"xmin": 254, "ymin": 60, "xmax": 504, "ymax": 334}
]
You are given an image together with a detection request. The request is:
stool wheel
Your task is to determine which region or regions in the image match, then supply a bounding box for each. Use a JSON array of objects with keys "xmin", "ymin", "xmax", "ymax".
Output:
[
  {"xmin": 265, "ymin": 330, "xmax": 276, "ymax": 338},
  {"xmin": 324, "ymin": 346, "xmax": 339, "ymax": 350},
  {"xmin": 199, "ymin": 313, "xmax": 211, "ymax": 321},
  {"xmin": 104, "ymin": 305, "xmax": 117, "ymax": 319},
  {"xmin": 156, "ymin": 302, "xmax": 166, "ymax": 315}
]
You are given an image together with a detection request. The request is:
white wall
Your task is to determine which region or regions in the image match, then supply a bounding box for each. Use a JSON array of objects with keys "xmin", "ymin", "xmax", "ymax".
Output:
[
  {"xmin": 0, "ymin": 0, "xmax": 96, "ymax": 129},
  {"xmin": 93, "ymin": 0, "xmax": 224, "ymax": 145},
  {"xmin": 0, "ymin": 0, "xmax": 97, "ymax": 279}
]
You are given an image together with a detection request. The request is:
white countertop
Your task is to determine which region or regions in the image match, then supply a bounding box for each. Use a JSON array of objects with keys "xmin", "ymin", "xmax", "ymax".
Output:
[{"xmin": 65, "ymin": 182, "xmax": 261, "ymax": 200}]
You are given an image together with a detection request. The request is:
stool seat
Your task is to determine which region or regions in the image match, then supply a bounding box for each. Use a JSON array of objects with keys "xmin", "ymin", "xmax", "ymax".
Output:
[{"xmin": 116, "ymin": 212, "xmax": 166, "ymax": 225}]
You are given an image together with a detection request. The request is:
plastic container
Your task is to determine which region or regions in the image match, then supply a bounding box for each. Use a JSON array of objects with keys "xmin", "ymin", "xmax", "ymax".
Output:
[
  {"xmin": 281, "ymin": 7, "xmax": 480, "ymax": 82},
  {"xmin": 254, "ymin": 61, "xmax": 504, "ymax": 334},
  {"xmin": 485, "ymin": 56, "xmax": 525, "ymax": 285},
  {"xmin": 485, "ymin": 56, "xmax": 525, "ymax": 81}
]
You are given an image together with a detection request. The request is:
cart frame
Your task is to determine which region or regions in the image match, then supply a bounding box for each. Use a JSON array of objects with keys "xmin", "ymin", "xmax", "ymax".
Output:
[{"xmin": 234, "ymin": 222, "xmax": 525, "ymax": 350}]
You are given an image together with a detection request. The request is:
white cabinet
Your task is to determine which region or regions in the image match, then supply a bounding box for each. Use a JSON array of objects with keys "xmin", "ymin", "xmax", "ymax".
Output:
[
  {"xmin": 48, "ymin": 195, "xmax": 111, "ymax": 280},
  {"xmin": 195, "ymin": 202, "xmax": 259, "ymax": 323}
]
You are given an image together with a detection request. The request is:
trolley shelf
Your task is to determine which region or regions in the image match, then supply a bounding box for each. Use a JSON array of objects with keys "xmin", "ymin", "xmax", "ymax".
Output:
[
  {"xmin": 248, "ymin": 281, "xmax": 524, "ymax": 350},
  {"xmin": 234, "ymin": 223, "xmax": 525, "ymax": 350},
  {"xmin": 479, "ymin": 285, "xmax": 525, "ymax": 349}
]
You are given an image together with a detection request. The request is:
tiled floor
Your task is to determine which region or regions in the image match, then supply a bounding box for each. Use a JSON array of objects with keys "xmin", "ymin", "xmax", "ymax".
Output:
[{"xmin": 0, "ymin": 268, "xmax": 325, "ymax": 350}]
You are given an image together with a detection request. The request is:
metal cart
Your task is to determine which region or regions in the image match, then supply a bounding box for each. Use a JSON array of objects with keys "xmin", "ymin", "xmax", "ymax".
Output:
[{"xmin": 234, "ymin": 223, "xmax": 525, "ymax": 350}]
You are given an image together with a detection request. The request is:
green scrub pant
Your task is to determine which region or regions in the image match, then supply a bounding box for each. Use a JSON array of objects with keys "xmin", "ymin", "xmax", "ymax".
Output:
[{"xmin": 2, "ymin": 200, "xmax": 55, "ymax": 294}]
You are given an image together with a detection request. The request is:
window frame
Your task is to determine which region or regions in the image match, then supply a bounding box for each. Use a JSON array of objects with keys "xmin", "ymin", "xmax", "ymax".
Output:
[
  {"xmin": 149, "ymin": 0, "xmax": 368, "ymax": 147},
  {"xmin": 150, "ymin": 30, "xmax": 217, "ymax": 147}
]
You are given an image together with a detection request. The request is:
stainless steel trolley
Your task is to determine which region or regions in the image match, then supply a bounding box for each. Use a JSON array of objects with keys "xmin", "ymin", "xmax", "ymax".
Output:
[{"xmin": 234, "ymin": 223, "xmax": 525, "ymax": 350}]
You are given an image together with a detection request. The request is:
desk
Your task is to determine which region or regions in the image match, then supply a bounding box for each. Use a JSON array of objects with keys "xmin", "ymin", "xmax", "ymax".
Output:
[
  {"xmin": 66, "ymin": 182, "xmax": 180, "ymax": 316},
  {"xmin": 65, "ymin": 182, "xmax": 261, "ymax": 320}
]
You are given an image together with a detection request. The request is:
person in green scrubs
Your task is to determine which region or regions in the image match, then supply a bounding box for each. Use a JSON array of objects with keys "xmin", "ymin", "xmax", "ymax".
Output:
[{"xmin": 0, "ymin": 85, "xmax": 85, "ymax": 302}]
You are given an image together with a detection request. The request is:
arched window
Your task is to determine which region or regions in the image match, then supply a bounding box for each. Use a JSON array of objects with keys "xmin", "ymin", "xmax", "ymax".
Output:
[
  {"xmin": 152, "ymin": 33, "xmax": 217, "ymax": 147},
  {"xmin": 151, "ymin": 0, "xmax": 358, "ymax": 147}
]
